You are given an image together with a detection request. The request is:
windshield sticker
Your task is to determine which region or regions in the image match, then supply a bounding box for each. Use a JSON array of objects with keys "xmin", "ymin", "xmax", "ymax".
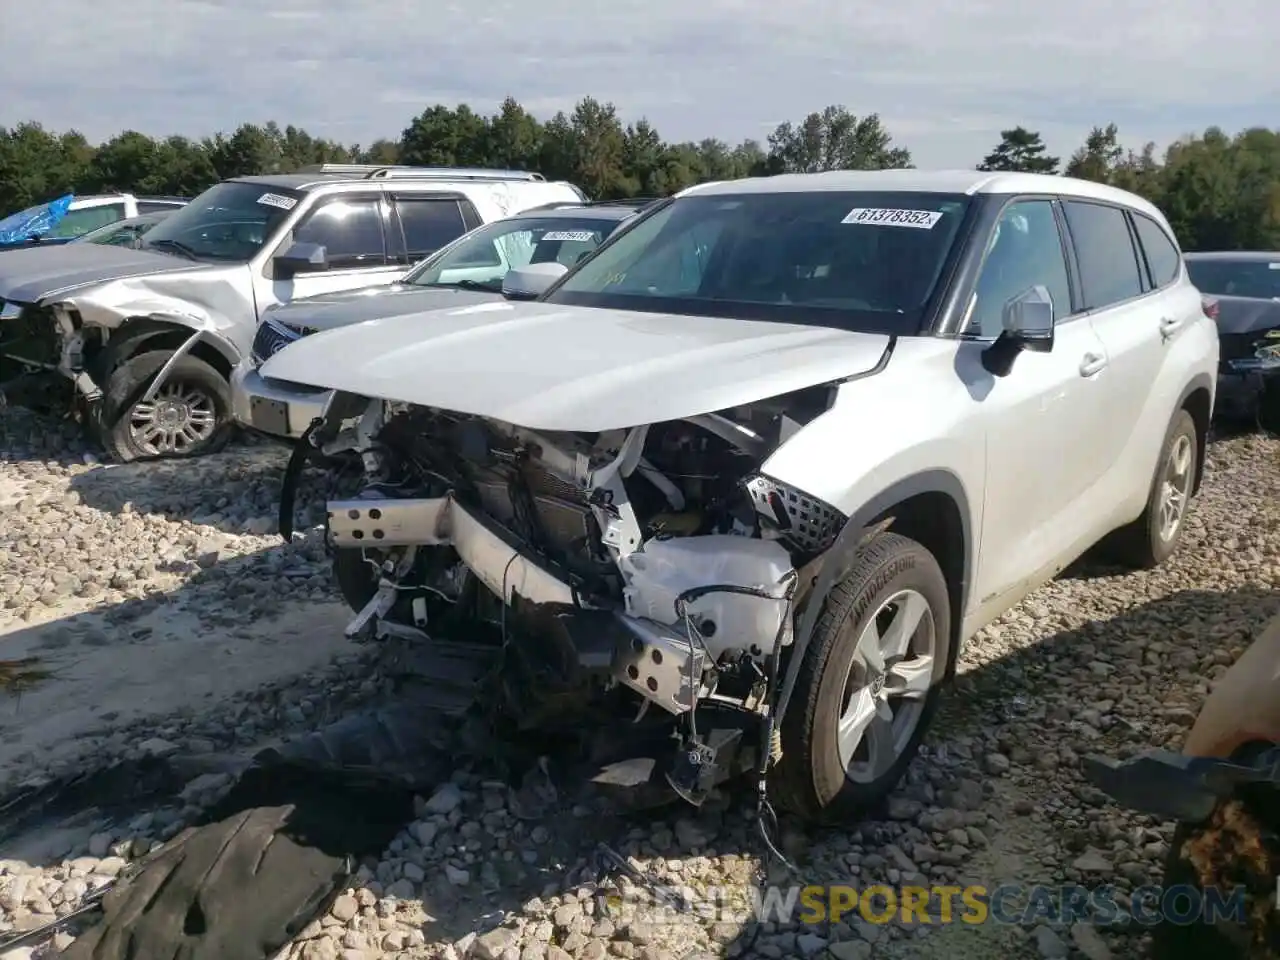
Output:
[
  {"xmin": 541, "ymin": 230, "xmax": 596, "ymax": 242},
  {"xmin": 842, "ymin": 207, "xmax": 942, "ymax": 229},
  {"xmin": 257, "ymin": 193, "xmax": 297, "ymax": 211},
  {"xmin": 1269, "ymin": 262, "xmax": 1280, "ymax": 270}
]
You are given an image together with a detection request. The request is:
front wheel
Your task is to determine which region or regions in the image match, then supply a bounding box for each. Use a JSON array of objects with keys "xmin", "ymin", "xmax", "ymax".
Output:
[
  {"xmin": 772, "ymin": 532, "xmax": 952, "ymax": 824},
  {"xmin": 100, "ymin": 351, "xmax": 233, "ymax": 462}
]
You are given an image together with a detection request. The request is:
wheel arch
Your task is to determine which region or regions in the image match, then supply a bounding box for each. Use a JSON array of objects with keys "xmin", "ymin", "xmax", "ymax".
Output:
[
  {"xmin": 1176, "ymin": 374, "xmax": 1213, "ymax": 495},
  {"xmin": 797, "ymin": 469, "xmax": 974, "ymax": 679},
  {"xmin": 90, "ymin": 317, "xmax": 239, "ymax": 384}
]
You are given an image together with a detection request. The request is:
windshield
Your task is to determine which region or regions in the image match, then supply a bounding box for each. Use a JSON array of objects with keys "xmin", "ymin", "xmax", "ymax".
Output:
[
  {"xmin": 544, "ymin": 191, "xmax": 971, "ymax": 333},
  {"xmin": 141, "ymin": 181, "xmax": 299, "ymax": 262},
  {"xmin": 79, "ymin": 214, "xmax": 167, "ymax": 247},
  {"xmin": 404, "ymin": 214, "xmax": 624, "ymax": 291},
  {"xmin": 1187, "ymin": 258, "xmax": 1280, "ymax": 299}
]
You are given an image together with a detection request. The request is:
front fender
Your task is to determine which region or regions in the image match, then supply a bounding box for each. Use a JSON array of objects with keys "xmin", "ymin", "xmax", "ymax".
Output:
[
  {"xmin": 50, "ymin": 266, "xmax": 255, "ymax": 361},
  {"xmin": 772, "ymin": 463, "xmax": 979, "ymax": 724},
  {"xmin": 90, "ymin": 315, "xmax": 242, "ymax": 372}
]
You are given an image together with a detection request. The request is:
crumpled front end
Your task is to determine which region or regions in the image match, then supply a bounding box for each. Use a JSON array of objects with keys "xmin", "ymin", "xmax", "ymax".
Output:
[
  {"xmin": 297, "ymin": 386, "xmax": 848, "ymax": 806},
  {"xmin": 0, "ymin": 254, "xmax": 250, "ymax": 418}
]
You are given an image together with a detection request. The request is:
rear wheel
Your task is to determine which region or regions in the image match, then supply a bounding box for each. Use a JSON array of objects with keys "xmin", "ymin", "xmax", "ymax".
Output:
[
  {"xmin": 1112, "ymin": 408, "xmax": 1198, "ymax": 569},
  {"xmin": 100, "ymin": 351, "xmax": 233, "ymax": 462},
  {"xmin": 772, "ymin": 532, "xmax": 952, "ymax": 824}
]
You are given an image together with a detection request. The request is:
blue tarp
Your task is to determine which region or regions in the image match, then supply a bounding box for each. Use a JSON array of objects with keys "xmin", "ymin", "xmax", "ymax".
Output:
[{"xmin": 0, "ymin": 194, "xmax": 75, "ymax": 245}]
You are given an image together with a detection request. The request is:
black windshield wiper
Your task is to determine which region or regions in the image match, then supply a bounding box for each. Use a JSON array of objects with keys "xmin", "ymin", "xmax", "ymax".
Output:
[
  {"xmin": 449, "ymin": 279, "xmax": 504, "ymax": 292},
  {"xmin": 145, "ymin": 239, "xmax": 200, "ymax": 261}
]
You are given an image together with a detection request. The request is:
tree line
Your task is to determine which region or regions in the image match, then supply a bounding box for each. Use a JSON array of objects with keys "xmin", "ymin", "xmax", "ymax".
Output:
[{"xmin": 2, "ymin": 97, "xmax": 1278, "ymax": 251}]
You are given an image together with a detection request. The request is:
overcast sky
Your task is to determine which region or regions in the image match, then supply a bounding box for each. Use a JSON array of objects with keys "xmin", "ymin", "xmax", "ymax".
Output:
[{"xmin": 2, "ymin": 0, "xmax": 1276, "ymax": 169}]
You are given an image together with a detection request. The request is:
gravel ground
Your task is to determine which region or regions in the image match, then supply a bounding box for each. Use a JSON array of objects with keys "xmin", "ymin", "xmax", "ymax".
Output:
[{"xmin": 0, "ymin": 409, "xmax": 1277, "ymax": 960}]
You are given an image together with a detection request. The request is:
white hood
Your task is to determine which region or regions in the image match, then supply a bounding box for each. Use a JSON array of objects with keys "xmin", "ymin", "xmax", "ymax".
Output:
[{"xmin": 259, "ymin": 300, "xmax": 891, "ymax": 431}]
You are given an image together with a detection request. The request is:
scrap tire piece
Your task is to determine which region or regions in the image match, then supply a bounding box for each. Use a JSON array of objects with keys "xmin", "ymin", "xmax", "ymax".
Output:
[
  {"xmin": 63, "ymin": 764, "xmax": 417, "ymax": 960},
  {"xmin": 1149, "ymin": 778, "xmax": 1279, "ymax": 960}
]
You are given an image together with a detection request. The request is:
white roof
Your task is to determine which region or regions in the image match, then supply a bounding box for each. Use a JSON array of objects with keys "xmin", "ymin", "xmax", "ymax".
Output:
[{"xmin": 680, "ymin": 169, "xmax": 1164, "ymax": 221}]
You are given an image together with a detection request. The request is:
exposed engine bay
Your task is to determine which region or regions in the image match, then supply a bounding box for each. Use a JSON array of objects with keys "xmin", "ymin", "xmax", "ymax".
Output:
[{"xmin": 293, "ymin": 384, "xmax": 848, "ymax": 808}]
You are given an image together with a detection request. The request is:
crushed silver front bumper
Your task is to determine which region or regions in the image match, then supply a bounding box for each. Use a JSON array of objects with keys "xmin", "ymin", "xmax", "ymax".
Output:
[
  {"xmin": 327, "ymin": 494, "xmax": 708, "ymax": 715},
  {"xmin": 231, "ymin": 361, "xmax": 334, "ymax": 440}
]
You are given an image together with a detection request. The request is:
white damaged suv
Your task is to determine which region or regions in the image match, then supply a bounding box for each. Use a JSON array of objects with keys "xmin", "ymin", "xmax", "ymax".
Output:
[{"xmin": 260, "ymin": 170, "xmax": 1218, "ymax": 823}]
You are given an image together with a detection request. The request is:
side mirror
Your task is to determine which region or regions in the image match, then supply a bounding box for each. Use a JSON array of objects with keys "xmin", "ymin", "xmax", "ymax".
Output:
[
  {"xmin": 1002, "ymin": 285, "xmax": 1054, "ymax": 351},
  {"xmin": 981, "ymin": 285, "xmax": 1055, "ymax": 377},
  {"xmin": 275, "ymin": 242, "xmax": 328, "ymax": 277},
  {"xmin": 502, "ymin": 262, "xmax": 568, "ymax": 300}
]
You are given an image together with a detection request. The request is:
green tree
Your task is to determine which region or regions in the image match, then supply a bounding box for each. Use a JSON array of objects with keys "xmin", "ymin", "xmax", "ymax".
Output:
[
  {"xmin": 6, "ymin": 98, "xmax": 1280, "ymax": 256},
  {"xmin": 399, "ymin": 105, "xmax": 491, "ymax": 167},
  {"xmin": 0, "ymin": 123, "xmax": 91, "ymax": 211},
  {"xmin": 977, "ymin": 127, "xmax": 1059, "ymax": 174},
  {"xmin": 565, "ymin": 98, "xmax": 628, "ymax": 198},
  {"xmin": 483, "ymin": 97, "xmax": 543, "ymax": 170},
  {"xmin": 767, "ymin": 106, "xmax": 911, "ymax": 173},
  {"xmin": 1064, "ymin": 124, "xmax": 1124, "ymax": 182}
]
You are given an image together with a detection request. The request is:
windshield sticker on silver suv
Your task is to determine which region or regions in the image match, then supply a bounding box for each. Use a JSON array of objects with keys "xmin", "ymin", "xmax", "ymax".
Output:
[
  {"xmin": 257, "ymin": 193, "xmax": 298, "ymax": 211},
  {"xmin": 842, "ymin": 208, "xmax": 942, "ymax": 229},
  {"xmin": 541, "ymin": 230, "xmax": 596, "ymax": 242}
]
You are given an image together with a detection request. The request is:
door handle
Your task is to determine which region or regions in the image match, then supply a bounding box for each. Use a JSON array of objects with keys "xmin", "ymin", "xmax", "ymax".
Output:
[
  {"xmin": 1080, "ymin": 352, "xmax": 1108, "ymax": 377},
  {"xmin": 1159, "ymin": 316, "xmax": 1182, "ymax": 338}
]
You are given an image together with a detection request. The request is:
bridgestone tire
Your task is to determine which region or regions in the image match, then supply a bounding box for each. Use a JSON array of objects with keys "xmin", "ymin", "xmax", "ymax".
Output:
[
  {"xmin": 1111, "ymin": 409, "xmax": 1198, "ymax": 569},
  {"xmin": 771, "ymin": 532, "xmax": 951, "ymax": 825},
  {"xmin": 101, "ymin": 351, "xmax": 233, "ymax": 463},
  {"xmin": 62, "ymin": 765, "xmax": 415, "ymax": 960}
]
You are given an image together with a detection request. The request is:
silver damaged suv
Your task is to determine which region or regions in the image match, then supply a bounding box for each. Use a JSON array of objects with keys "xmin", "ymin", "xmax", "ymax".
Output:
[{"xmin": 0, "ymin": 165, "xmax": 585, "ymax": 460}]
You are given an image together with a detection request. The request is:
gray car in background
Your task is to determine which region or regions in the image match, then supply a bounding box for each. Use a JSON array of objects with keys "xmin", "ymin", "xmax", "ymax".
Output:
[
  {"xmin": 1184, "ymin": 251, "xmax": 1280, "ymax": 425},
  {"xmin": 230, "ymin": 199, "xmax": 652, "ymax": 441}
]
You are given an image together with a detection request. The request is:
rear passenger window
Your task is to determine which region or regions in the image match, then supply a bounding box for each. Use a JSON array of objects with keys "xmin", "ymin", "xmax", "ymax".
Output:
[
  {"xmin": 395, "ymin": 199, "xmax": 468, "ymax": 261},
  {"xmin": 1132, "ymin": 214, "xmax": 1181, "ymax": 288},
  {"xmin": 1063, "ymin": 201, "xmax": 1144, "ymax": 309}
]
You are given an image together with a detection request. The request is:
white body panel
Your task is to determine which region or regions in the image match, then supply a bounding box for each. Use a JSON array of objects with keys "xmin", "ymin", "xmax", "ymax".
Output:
[{"xmin": 263, "ymin": 169, "xmax": 1222, "ymax": 650}]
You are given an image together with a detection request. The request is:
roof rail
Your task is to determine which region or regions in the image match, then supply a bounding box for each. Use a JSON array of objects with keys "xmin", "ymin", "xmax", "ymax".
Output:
[
  {"xmin": 296, "ymin": 163, "xmax": 546, "ymax": 182},
  {"xmin": 522, "ymin": 201, "xmax": 587, "ymax": 212},
  {"xmin": 585, "ymin": 197, "xmax": 662, "ymax": 207}
]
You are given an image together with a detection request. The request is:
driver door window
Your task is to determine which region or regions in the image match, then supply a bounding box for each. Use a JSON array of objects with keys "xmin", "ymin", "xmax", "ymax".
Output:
[
  {"xmin": 291, "ymin": 198, "xmax": 387, "ymax": 270},
  {"xmin": 966, "ymin": 200, "xmax": 1072, "ymax": 339}
]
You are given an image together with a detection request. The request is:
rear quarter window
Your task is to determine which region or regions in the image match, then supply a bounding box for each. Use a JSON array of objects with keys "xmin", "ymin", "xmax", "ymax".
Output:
[{"xmin": 1132, "ymin": 214, "xmax": 1182, "ymax": 288}]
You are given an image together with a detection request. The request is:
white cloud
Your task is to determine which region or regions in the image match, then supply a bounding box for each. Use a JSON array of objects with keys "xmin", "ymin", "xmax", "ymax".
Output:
[{"xmin": 1, "ymin": 0, "xmax": 1276, "ymax": 167}]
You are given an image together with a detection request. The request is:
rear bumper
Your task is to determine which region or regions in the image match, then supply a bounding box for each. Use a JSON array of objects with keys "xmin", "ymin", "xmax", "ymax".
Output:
[
  {"xmin": 1215, "ymin": 367, "xmax": 1280, "ymax": 420},
  {"xmin": 230, "ymin": 362, "xmax": 333, "ymax": 440}
]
